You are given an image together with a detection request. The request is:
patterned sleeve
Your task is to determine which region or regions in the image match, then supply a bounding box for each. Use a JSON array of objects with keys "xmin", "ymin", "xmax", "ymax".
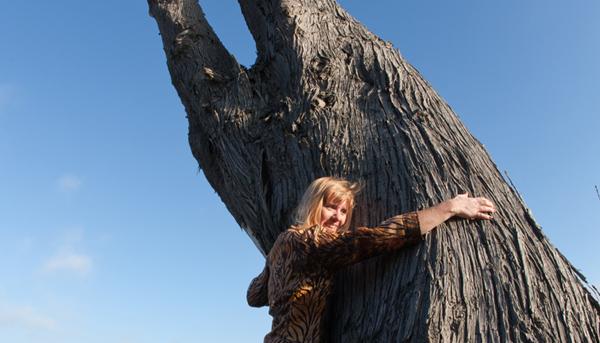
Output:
[
  {"xmin": 247, "ymin": 264, "xmax": 269, "ymax": 307},
  {"xmin": 307, "ymin": 211, "xmax": 422, "ymax": 271}
]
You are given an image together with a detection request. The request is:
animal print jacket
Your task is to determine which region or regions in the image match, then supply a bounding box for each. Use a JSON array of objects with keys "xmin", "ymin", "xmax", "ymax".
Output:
[{"xmin": 247, "ymin": 212, "xmax": 421, "ymax": 343}]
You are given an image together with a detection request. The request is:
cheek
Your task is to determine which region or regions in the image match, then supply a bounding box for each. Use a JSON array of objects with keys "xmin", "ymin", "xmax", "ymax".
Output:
[
  {"xmin": 320, "ymin": 209, "xmax": 331, "ymax": 223},
  {"xmin": 340, "ymin": 213, "xmax": 348, "ymax": 224}
]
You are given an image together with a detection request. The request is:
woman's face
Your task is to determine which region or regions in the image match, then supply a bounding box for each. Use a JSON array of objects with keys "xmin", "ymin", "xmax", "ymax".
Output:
[{"xmin": 320, "ymin": 199, "xmax": 349, "ymax": 232}]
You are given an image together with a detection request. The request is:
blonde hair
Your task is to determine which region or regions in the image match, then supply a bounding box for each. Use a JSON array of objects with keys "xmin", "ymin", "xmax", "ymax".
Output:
[{"xmin": 294, "ymin": 177, "xmax": 361, "ymax": 231}]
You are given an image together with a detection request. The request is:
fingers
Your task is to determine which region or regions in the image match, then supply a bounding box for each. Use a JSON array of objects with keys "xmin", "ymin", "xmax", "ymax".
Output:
[
  {"xmin": 455, "ymin": 193, "xmax": 494, "ymax": 208},
  {"xmin": 450, "ymin": 194, "xmax": 497, "ymax": 221},
  {"xmin": 473, "ymin": 212, "xmax": 494, "ymax": 220},
  {"xmin": 473, "ymin": 198, "xmax": 496, "ymax": 220},
  {"xmin": 474, "ymin": 196, "xmax": 494, "ymax": 207},
  {"xmin": 471, "ymin": 203, "xmax": 495, "ymax": 220},
  {"xmin": 474, "ymin": 197, "xmax": 496, "ymax": 216},
  {"xmin": 479, "ymin": 205, "xmax": 496, "ymax": 214}
]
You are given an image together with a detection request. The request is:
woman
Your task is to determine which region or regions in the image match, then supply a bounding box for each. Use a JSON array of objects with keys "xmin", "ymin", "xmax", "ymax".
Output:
[{"xmin": 247, "ymin": 177, "xmax": 495, "ymax": 343}]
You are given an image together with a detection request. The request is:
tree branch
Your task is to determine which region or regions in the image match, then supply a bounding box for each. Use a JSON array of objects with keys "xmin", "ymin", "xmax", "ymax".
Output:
[
  {"xmin": 148, "ymin": 0, "xmax": 243, "ymax": 110},
  {"xmin": 149, "ymin": 0, "xmax": 274, "ymax": 251}
]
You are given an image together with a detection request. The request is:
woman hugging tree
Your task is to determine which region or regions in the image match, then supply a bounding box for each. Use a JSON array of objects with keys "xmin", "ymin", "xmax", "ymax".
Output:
[{"xmin": 247, "ymin": 177, "xmax": 496, "ymax": 343}]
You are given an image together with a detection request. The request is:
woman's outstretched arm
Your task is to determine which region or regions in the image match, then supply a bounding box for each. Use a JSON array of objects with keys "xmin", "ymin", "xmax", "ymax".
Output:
[
  {"xmin": 303, "ymin": 193, "xmax": 496, "ymax": 270},
  {"xmin": 417, "ymin": 193, "xmax": 496, "ymax": 235}
]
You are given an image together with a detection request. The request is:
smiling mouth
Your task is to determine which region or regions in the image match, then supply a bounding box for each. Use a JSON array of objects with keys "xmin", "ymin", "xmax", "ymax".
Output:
[{"xmin": 324, "ymin": 224, "xmax": 339, "ymax": 230}]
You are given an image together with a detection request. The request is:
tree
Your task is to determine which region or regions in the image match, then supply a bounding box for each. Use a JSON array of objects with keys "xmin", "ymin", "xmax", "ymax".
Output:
[{"xmin": 147, "ymin": 0, "xmax": 600, "ymax": 341}]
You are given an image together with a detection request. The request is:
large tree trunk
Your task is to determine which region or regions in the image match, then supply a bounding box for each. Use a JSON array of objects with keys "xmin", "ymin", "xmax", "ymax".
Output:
[{"xmin": 147, "ymin": 0, "xmax": 600, "ymax": 341}]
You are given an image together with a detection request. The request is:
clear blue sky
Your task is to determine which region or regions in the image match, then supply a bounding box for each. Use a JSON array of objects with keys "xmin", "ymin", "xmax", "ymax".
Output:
[{"xmin": 1, "ymin": 1, "xmax": 598, "ymax": 342}]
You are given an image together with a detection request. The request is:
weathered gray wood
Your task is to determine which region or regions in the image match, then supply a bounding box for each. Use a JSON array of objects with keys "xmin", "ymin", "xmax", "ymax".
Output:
[{"xmin": 148, "ymin": 0, "xmax": 600, "ymax": 341}]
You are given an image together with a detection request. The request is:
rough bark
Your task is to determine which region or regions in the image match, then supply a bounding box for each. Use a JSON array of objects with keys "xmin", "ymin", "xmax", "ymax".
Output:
[{"xmin": 148, "ymin": 0, "xmax": 600, "ymax": 341}]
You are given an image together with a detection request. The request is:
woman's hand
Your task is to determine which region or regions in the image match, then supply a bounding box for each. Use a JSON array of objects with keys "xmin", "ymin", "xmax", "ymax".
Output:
[
  {"xmin": 448, "ymin": 193, "xmax": 496, "ymax": 220},
  {"xmin": 417, "ymin": 193, "xmax": 496, "ymax": 235}
]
